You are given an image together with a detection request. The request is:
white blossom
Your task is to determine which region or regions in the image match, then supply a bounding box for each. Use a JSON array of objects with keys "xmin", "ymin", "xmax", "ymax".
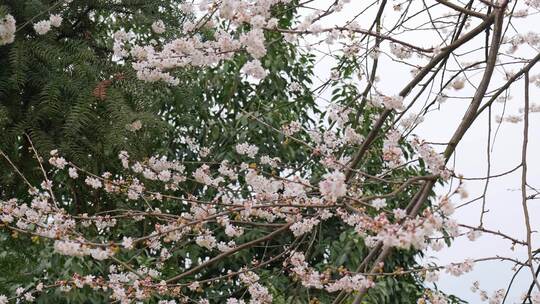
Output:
[
  {"xmin": 0, "ymin": 14, "xmax": 16, "ymax": 45},
  {"xmin": 319, "ymin": 171, "xmax": 347, "ymax": 202},
  {"xmin": 151, "ymin": 20, "xmax": 166, "ymax": 34},
  {"xmin": 49, "ymin": 14, "xmax": 63, "ymax": 27},
  {"xmin": 241, "ymin": 60, "xmax": 267, "ymax": 79},
  {"xmin": 34, "ymin": 20, "xmax": 51, "ymax": 35}
]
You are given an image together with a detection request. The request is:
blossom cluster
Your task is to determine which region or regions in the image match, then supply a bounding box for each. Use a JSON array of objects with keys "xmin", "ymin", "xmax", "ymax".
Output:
[
  {"xmin": 112, "ymin": 0, "xmax": 293, "ymax": 85},
  {"xmin": 0, "ymin": 14, "xmax": 15, "ymax": 45},
  {"xmin": 0, "ymin": 119, "xmax": 464, "ymax": 303},
  {"xmin": 33, "ymin": 14, "xmax": 62, "ymax": 35},
  {"xmin": 287, "ymin": 251, "xmax": 374, "ymax": 292}
]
